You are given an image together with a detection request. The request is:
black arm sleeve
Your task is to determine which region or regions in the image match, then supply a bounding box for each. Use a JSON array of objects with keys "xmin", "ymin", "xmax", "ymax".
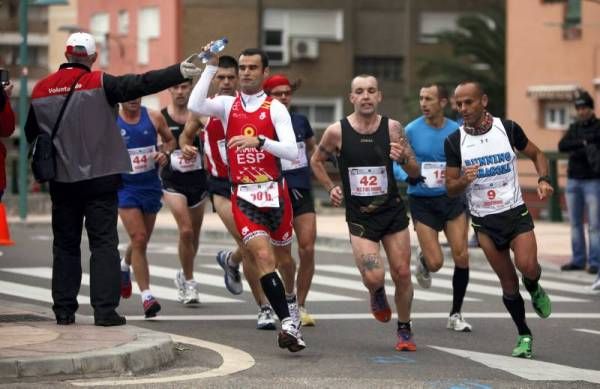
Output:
[
  {"xmin": 103, "ymin": 64, "xmax": 186, "ymax": 106},
  {"xmin": 24, "ymin": 105, "xmax": 39, "ymax": 144},
  {"xmin": 502, "ymin": 119, "xmax": 529, "ymax": 151},
  {"xmin": 444, "ymin": 130, "xmax": 462, "ymax": 168},
  {"xmin": 558, "ymin": 123, "xmax": 584, "ymax": 152}
]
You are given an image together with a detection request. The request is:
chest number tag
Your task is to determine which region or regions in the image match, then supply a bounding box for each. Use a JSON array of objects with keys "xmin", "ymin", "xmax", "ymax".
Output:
[
  {"xmin": 171, "ymin": 150, "xmax": 203, "ymax": 172},
  {"xmin": 348, "ymin": 166, "xmax": 388, "ymax": 196},
  {"xmin": 421, "ymin": 162, "xmax": 446, "ymax": 188},
  {"xmin": 128, "ymin": 145, "xmax": 155, "ymax": 174},
  {"xmin": 237, "ymin": 181, "xmax": 279, "ymax": 208}
]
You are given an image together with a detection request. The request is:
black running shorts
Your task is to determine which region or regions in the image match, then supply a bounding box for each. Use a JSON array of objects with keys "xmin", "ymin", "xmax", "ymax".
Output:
[
  {"xmin": 408, "ymin": 194, "xmax": 466, "ymax": 231},
  {"xmin": 471, "ymin": 204, "xmax": 534, "ymax": 250},
  {"xmin": 347, "ymin": 199, "xmax": 410, "ymax": 242},
  {"xmin": 288, "ymin": 187, "xmax": 315, "ymax": 217}
]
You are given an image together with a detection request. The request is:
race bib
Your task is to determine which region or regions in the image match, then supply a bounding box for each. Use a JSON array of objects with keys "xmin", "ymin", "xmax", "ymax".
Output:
[
  {"xmin": 348, "ymin": 166, "xmax": 388, "ymax": 197},
  {"xmin": 281, "ymin": 141, "xmax": 308, "ymax": 171},
  {"xmin": 128, "ymin": 145, "xmax": 155, "ymax": 174},
  {"xmin": 471, "ymin": 179, "xmax": 508, "ymax": 209},
  {"xmin": 421, "ymin": 161, "xmax": 446, "ymax": 188},
  {"xmin": 217, "ymin": 139, "xmax": 228, "ymax": 165},
  {"xmin": 170, "ymin": 149, "xmax": 203, "ymax": 172},
  {"xmin": 237, "ymin": 181, "xmax": 279, "ymax": 208}
]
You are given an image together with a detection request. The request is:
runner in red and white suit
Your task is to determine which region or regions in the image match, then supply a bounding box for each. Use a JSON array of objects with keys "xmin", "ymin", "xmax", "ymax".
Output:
[{"xmin": 188, "ymin": 47, "xmax": 305, "ymax": 352}]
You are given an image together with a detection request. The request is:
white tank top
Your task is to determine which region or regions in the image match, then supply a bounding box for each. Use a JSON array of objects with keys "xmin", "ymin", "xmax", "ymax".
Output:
[{"xmin": 460, "ymin": 117, "xmax": 523, "ymax": 217}]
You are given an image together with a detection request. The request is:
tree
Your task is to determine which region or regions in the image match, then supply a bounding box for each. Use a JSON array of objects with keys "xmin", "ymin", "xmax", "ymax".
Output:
[{"xmin": 416, "ymin": 6, "xmax": 506, "ymax": 118}]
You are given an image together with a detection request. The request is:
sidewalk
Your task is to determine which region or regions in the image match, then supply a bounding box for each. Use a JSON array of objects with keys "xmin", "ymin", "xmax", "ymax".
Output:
[{"xmin": 1, "ymin": 210, "xmax": 576, "ymax": 380}]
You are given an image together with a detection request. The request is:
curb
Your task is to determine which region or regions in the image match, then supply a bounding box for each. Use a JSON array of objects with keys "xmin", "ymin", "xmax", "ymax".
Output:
[{"xmin": 0, "ymin": 326, "xmax": 174, "ymax": 379}]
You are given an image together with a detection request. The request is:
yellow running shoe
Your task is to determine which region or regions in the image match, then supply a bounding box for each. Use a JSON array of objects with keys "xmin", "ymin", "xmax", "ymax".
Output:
[{"xmin": 300, "ymin": 306, "xmax": 316, "ymax": 326}]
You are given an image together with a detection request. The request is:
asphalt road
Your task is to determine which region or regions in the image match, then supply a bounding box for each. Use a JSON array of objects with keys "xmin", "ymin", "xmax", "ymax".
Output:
[{"xmin": 1, "ymin": 224, "xmax": 599, "ymax": 388}]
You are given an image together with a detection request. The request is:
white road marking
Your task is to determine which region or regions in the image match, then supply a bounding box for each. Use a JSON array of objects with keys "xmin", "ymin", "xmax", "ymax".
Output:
[
  {"xmin": 574, "ymin": 328, "xmax": 600, "ymax": 336},
  {"xmin": 0, "ymin": 280, "xmax": 90, "ymax": 305},
  {"xmin": 150, "ymin": 264, "xmax": 359, "ymax": 302},
  {"xmin": 124, "ymin": 312, "xmax": 600, "ymax": 321},
  {"xmin": 1, "ymin": 267, "xmax": 241, "ymax": 303},
  {"xmin": 70, "ymin": 332, "xmax": 255, "ymax": 386},
  {"xmin": 316, "ymin": 264, "xmax": 588, "ymax": 302},
  {"xmin": 431, "ymin": 345, "xmax": 600, "ymax": 384}
]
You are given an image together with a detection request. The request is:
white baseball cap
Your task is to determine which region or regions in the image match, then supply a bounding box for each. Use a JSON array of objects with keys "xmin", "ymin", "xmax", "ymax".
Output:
[{"xmin": 65, "ymin": 32, "xmax": 96, "ymax": 57}]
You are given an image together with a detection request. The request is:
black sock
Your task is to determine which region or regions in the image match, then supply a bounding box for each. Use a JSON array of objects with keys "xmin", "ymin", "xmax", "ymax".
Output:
[
  {"xmin": 522, "ymin": 266, "xmax": 541, "ymax": 294},
  {"xmin": 260, "ymin": 272, "xmax": 290, "ymax": 321},
  {"xmin": 451, "ymin": 266, "xmax": 469, "ymax": 315},
  {"xmin": 397, "ymin": 320, "xmax": 411, "ymax": 332},
  {"xmin": 502, "ymin": 293, "xmax": 531, "ymax": 336}
]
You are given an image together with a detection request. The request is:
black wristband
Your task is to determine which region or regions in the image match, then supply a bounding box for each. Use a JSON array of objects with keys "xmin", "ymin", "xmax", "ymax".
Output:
[{"xmin": 538, "ymin": 175, "xmax": 551, "ymax": 184}]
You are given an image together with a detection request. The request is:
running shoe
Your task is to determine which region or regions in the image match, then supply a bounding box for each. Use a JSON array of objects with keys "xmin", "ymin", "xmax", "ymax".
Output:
[
  {"xmin": 257, "ymin": 305, "xmax": 276, "ymax": 330},
  {"xmin": 216, "ymin": 250, "xmax": 243, "ymax": 295},
  {"xmin": 278, "ymin": 317, "xmax": 306, "ymax": 352},
  {"xmin": 446, "ymin": 313, "xmax": 472, "ymax": 332},
  {"xmin": 369, "ymin": 287, "xmax": 392, "ymax": 322},
  {"xmin": 300, "ymin": 306, "xmax": 316, "ymax": 327},
  {"xmin": 511, "ymin": 334, "xmax": 533, "ymax": 358},
  {"xmin": 182, "ymin": 281, "xmax": 200, "ymax": 304},
  {"xmin": 415, "ymin": 251, "xmax": 432, "ymax": 289},
  {"xmin": 592, "ymin": 278, "xmax": 600, "ymax": 291},
  {"xmin": 120, "ymin": 264, "xmax": 132, "ymax": 299},
  {"xmin": 287, "ymin": 295, "xmax": 301, "ymax": 329},
  {"xmin": 527, "ymin": 282, "xmax": 552, "ymax": 319},
  {"xmin": 395, "ymin": 329, "xmax": 417, "ymax": 352},
  {"xmin": 174, "ymin": 269, "xmax": 187, "ymax": 303},
  {"xmin": 143, "ymin": 296, "xmax": 161, "ymax": 318}
]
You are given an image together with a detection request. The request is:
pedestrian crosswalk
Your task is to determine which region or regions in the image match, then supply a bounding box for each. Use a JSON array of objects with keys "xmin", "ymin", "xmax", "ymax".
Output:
[{"xmin": 0, "ymin": 260, "xmax": 595, "ymax": 310}]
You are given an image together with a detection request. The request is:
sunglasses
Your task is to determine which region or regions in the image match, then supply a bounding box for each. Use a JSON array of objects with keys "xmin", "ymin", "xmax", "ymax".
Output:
[{"xmin": 271, "ymin": 90, "xmax": 292, "ymax": 97}]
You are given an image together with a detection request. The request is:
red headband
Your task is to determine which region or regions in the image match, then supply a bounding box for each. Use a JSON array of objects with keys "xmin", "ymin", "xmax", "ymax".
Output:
[{"xmin": 263, "ymin": 74, "xmax": 290, "ymax": 93}]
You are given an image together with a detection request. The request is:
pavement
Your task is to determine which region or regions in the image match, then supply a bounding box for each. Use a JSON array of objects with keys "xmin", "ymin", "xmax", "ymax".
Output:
[{"xmin": 0, "ymin": 208, "xmax": 587, "ymax": 381}]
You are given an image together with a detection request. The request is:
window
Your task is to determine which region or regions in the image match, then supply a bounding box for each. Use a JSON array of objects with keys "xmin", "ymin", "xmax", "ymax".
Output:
[
  {"xmin": 138, "ymin": 7, "xmax": 160, "ymax": 65},
  {"xmin": 118, "ymin": 10, "xmax": 129, "ymax": 35},
  {"xmin": 419, "ymin": 12, "xmax": 461, "ymax": 44},
  {"xmin": 543, "ymin": 102, "xmax": 572, "ymax": 130},
  {"xmin": 290, "ymin": 97, "xmax": 343, "ymax": 129},
  {"xmin": 262, "ymin": 9, "xmax": 343, "ymax": 65},
  {"xmin": 563, "ymin": 0, "xmax": 582, "ymax": 40},
  {"xmin": 90, "ymin": 12, "xmax": 110, "ymax": 67},
  {"xmin": 355, "ymin": 57, "xmax": 403, "ymax": 82}
]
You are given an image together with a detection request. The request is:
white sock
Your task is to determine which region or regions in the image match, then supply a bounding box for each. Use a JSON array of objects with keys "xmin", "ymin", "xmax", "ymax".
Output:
[
  {"xmin": 286, "ymin": 293, "xmax": 297, "ymax": 303},
  {"xmin": 226, "ymin": 252, "xmax": 238, "ymax": 268},
  {"xmin": 120, "ymin": 258, "xmax": 129, "ymax": 272},
  {"xmin": 141, "ymin": 289, "xmax": 153, "ymax": 302}
]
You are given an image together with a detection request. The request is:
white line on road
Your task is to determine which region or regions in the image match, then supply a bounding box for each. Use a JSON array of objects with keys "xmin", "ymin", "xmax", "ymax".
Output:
[
  {"xmin": 574, "ymin": 328, "xmax": 600, "ymax": 336},
  {"xmin": 430, "ymin": 345, "xmax": 600, "ymax": 384},
  {"xmin": 123, "ymin": 312, "xmax": 600, "ymax": 321},
  {"xmin": 0, "ymin": 280, "xmax": 90, "ymax": 305},
  {"xmin": 1, "ymin": 267, "xmax": 242, "ymax": 303},
  {"xmin": 70, "ymin": 332, "xmax": 255, "ymax": 387}
]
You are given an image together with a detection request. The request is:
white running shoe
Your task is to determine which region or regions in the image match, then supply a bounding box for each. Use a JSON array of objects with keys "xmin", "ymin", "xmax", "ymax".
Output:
[
  {"xmin": 216, "ymin": 250, "xmax": 243, "ymax": 295},
  {"xmin": 415, "ymin": 251, "xmax": 432, "ymax": 289},
  {"xmin": 592, "ymin": 278, "xmax": 600, "ymax": 291},
  {"xmin": 278, "ymin": 317, "xmax": 306, "ymax": 352},
  {"xmin": 174, "ymin": 270, "xmax": 187, "ymax": 303},
  {"xmin": 182, "ymin": 281, "xmax": 200, "ymax": 304},
  {"xmin": 287, "ymin": 296, "xmax": 301, "ymax": 329},
  {"xmin": 257, "ymin": 305, "xmax": 276, "ymax": 330},
  {"xmin": 447, "ymin": 313, "xmax": 472, "ymax": 332}
]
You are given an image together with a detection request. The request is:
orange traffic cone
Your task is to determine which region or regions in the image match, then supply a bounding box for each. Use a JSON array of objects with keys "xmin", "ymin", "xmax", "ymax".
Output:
[{"xmin": 0, "ymin": 202, "xmax": 14, "ymax": 246}]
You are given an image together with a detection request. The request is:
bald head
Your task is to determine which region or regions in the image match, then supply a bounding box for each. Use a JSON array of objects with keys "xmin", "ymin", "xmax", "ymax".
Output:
[{"xmin": 351, "ymin": 74, "xmax": 378, "ymax": 92}]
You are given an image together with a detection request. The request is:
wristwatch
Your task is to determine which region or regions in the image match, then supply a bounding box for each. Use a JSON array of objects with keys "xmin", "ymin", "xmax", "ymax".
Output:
[
  {"xmin": 538, "ymin": 175, "xmax": 551, "ymax": 185},
  {"xmin": 257, "ymin": 135, "xmax": 266, "ymax": 150}
]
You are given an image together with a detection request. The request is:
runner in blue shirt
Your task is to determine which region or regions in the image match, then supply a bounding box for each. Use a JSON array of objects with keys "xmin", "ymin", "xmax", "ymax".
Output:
[
  {"xmin": 117, "ymin": 98, "xmax": 175, "ymax": 318},
  {"xmin": 394, "ymin": 83, "xmax": 472, "ymax": 332}
]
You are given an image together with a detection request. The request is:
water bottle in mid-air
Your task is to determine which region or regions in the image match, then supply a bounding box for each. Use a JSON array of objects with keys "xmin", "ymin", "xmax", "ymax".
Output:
[{"xmin": 198, "ymin": 38, "xmax": 228, "ymax": 63}]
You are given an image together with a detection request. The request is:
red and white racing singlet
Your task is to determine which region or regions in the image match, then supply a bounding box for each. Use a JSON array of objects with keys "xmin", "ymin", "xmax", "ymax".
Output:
[{"xmin": 203, "ymin": 117, "xmax": 228, "ymax": 178}]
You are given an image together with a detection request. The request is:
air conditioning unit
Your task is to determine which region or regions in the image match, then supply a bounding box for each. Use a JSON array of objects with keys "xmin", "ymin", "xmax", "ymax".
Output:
[{"xmin": 290, "ymin": 37, "xmax": 319, "ymax": 60}]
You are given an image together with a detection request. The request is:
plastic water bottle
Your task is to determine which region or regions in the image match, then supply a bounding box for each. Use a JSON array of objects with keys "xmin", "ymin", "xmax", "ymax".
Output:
[{"xmin": 198, "ymin": 38, "xmax": 228, "ymax": 63}]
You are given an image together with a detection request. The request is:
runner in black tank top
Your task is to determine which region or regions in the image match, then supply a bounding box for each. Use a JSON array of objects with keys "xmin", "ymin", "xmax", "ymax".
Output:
[
  {"xmin": 311, "ymin": 74, "xmax": 421, "ymax": 352},
  {"xmin": 160, "ymin": 81, "xmax": 209, "ymax": 306}
]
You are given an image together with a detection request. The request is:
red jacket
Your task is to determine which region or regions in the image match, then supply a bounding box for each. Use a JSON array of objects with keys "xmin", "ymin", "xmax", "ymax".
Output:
[{"xmin": 0, "ymin": 90, "xmax": 16, "ymax": 191}]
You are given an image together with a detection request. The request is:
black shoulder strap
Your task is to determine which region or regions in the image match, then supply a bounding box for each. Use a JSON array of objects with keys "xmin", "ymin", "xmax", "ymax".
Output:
[{"xmin": 51, "ymin": 71, "xmax": 87, "ymax": 140}]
